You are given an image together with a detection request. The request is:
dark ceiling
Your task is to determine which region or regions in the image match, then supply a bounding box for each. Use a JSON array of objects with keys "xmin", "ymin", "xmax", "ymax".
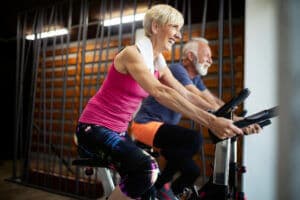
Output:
[
  {"xmin": 1, "ymin": 0, "xmax": 244, "ymax": 40},
  {"xmin": 1, "ymin": 0, "xmax": 64, "ymax": 40}
]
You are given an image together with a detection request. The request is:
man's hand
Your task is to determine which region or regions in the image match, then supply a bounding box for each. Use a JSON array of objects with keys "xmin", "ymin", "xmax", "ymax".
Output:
[
  {"xmin": 242, "ymin": 123, "xmax": 262, "ymax": 135},
  {"xmin": 232, "ymin": 115, "xmax": 243, "ymax": 122},
  {"xmin": 208, "ymin": 117, "xmax": 243, "ymax": 139},
  {"xmin": 232, "ymin": 115, "xmax": 262, "ymax": 135}
]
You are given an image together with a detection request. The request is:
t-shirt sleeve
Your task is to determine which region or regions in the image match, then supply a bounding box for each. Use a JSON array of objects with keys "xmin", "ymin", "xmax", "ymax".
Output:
[
  {"xmin": 194, "ymin": 76, "xmax": 207, "ymax": 91},
  {"xmin": 169, "ymin": 63, "xmax": 193, "ymax": 86}
]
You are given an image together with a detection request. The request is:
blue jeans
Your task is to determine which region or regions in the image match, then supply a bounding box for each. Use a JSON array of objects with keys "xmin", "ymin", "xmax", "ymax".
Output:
[{"xmin": 76, "ymin": 123, "xmax": 159, "ymax": 199}]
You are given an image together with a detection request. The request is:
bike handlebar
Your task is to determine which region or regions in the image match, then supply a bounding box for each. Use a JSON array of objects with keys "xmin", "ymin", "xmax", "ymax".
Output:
[
  {"xmin": 257, "ymin": 119, "xmax": 271, "ymax": 128},
  {"xmin": 208, "ymin": 87, "xmax": 279, "ymax": 143},
  {"xmin": 209, "ymin": 88, "xmax": 250, "ymax": 143},
  {"xmin": 233, "ymin": 106, "xmax": 279, "ymax": 128},
  {"xmin": 214, "ymin": 88, "xmax": 251, "ymax": 117},
  {"xmin": 210, "ymin": 106, "xmax": 279, "ymax": 143}
]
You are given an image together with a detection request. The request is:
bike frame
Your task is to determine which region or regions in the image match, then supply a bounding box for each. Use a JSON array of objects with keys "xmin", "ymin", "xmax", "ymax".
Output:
[{"xmin": 184, "ymin": 88, "xmax": 278, "ymax": 200}]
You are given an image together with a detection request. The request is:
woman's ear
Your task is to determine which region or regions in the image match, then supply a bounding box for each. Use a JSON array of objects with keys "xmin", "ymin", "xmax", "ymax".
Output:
[{"xmin": 151, "ymin": 21, "xmax": 159, "ymax": 34}]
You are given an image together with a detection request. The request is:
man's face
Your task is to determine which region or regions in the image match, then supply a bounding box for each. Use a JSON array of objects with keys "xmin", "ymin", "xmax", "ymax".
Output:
[
  {"xmin": 197, "ymin": 42, "xmax": 213, "ymax": 65},
  {"xmin": 192, "ymin": 42, "xmax": 212, "ymax": 76}
]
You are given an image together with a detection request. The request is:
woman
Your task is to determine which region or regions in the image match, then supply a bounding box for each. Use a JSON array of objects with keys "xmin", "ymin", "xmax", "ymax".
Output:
[{"xmin": 76, "ymin": 4, "xmax": 243, "ymax": 200}]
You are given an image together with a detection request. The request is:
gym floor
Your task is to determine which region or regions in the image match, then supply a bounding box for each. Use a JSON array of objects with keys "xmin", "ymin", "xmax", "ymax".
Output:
[{"xmin": 0, "ymin": 160, "xmax": 108, "ymax": 200}]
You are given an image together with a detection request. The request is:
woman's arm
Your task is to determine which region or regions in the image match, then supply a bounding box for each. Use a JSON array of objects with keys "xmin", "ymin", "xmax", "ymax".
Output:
[{"xmin": 114, "ymin": 46, "xmax": 243, "ymax": 139}]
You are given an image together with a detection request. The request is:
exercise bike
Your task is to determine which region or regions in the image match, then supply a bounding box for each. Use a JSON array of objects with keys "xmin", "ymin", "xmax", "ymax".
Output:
[
  {"xmin": 179, "ymin": 88, "xmax": 279, "ymax": 200},
  {"xmin": 71, "ymin": 88, "xmax": 278, "ymax": 200}
]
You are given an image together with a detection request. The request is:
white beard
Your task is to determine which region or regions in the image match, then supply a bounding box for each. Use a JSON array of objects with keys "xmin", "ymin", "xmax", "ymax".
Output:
[
  {"xmin": 195, "ymin": 62, "xmax": 210, "ymax": 76},
  {"xmin": 191, "ymin": 52, "xmax": 211, "ymax": 76}
]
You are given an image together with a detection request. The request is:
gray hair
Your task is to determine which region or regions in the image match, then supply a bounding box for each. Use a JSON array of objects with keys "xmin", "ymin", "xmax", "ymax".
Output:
[{"xmin": 182, "ymin": 37, "xmax": 209, "ymax": 58}]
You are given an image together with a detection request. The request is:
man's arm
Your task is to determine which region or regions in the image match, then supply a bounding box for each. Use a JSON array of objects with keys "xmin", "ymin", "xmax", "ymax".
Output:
[
  {"xmin": 185, "ymin": 80, "xmax": 261, "ymax": 135},
  {"xmin": 159, "ymin": 66, "xmax": 216, "ymax": 111},
  {"xmin": 202, "ymin": 89, "xmax": 224, "ymax": 106},
  {"xmin": 185, "ymin": 85, "xmax": 220, "ymax": 110}
]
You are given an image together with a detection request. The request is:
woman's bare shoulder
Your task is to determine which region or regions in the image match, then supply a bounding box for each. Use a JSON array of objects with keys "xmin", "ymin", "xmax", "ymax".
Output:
[
  {"xmin": 116, "ymin": 45, "xmax": 143, "ymax": 63},
  {"xmin": 115, "ymin": 45, "xmax": 142, "ymax": 73}
]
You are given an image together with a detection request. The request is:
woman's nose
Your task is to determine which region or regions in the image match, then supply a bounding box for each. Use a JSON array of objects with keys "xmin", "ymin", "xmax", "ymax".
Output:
[{"xmin": 175, "ymin": 30, "xmax": 182, "ymax": 39}]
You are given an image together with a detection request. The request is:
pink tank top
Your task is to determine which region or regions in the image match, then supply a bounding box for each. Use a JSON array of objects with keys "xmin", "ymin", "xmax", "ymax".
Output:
[{"xmin": 79, "ymin": 63, "xmax": 159, "ymax": 133}]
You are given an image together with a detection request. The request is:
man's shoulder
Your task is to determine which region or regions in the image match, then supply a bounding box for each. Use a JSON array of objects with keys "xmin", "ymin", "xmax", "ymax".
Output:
[
  {"xmin": 169, "ymin": 62, "xmax": 185, "ymax": 73},
  {"xmin": 169, "ymin": 62, "xmax": 184, "ymax": 69}
]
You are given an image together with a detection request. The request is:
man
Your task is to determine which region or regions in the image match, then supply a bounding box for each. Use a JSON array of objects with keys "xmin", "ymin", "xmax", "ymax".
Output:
[{"xmin": 131, "ymin": 38, "xmax": 260, "ymax": 199}]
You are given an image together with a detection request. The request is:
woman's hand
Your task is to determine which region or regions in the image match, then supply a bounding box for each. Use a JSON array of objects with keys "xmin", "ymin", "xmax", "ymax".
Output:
[{"xmin": 208, "ymin": 117, "xmax": 243, "ymax": 139}]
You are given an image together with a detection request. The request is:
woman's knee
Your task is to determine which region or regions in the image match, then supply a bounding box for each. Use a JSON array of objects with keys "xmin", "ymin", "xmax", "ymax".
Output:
[{"xmin": 119, "ymin": 155, "xmax": 159, "ymax": 198}]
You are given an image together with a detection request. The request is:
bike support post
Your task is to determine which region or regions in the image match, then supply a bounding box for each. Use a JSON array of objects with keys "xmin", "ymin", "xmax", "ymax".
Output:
[
  {"xmin": 213, "ymin": 138, "xmax": 231, "ymax": 200},
  {"xmin": 229, "ymin": 137, "xmax": 238, "ymax": 200},
  {"xmin": 212, "ymin": 111, "xmax": 241, "ymax": 200}
]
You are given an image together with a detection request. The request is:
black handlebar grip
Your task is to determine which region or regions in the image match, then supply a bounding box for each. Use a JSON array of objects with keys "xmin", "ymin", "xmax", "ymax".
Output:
[
  {"xmin": 258, "ymin": 119, "xmax": 272, "ymax": 128},
  {"xmin": 211, "ymin": 107, "xmax": 278, "ymax": 143},
  {"xmin": 214, "ymin": 88, "xmax": 251, "ymax": 117},
  {"xmin": 234, "ymin": 106, "xmax": 279, "ymax": 128}
]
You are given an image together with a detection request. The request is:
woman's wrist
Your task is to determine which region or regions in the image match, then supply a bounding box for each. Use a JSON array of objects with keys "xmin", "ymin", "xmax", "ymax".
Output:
[{"xmin": 206, "ymin": 112, "xmax": 217, "ymax": 128}]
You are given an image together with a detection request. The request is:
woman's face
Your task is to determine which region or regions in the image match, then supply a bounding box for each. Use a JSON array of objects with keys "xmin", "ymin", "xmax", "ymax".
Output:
[{"xmin": 155, "ymin": 23, "xmax": 182, "ymax": 52}]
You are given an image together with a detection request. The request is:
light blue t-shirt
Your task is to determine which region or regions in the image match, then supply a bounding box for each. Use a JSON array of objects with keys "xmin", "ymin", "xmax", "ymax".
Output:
[{"xmin": 134, "ymin": 63, "xmax": 206, "ymax": 125}]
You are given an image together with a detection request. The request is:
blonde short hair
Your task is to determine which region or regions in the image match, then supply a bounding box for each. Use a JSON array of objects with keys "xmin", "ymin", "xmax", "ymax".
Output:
[
  {"xmin": 143, "ymin": 4, "xmax": 184, "ymax": 37},
  {"xmin": 182, "ymin": 37, "xmax": 209, "ymax": 58}
]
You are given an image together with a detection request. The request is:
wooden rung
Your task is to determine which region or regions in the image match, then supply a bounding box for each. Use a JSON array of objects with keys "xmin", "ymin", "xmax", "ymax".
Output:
[
  {"xmin": 34, "ymin": 100, "xmax": 80, "ymax": 110},
  {"xmin": 34, "ymin": 110, "xmax": 79, "ymax": 121},
  {"xmin": 38, "ymin": 64, "xmax": 109, "ymax": 79},
  {"xmin": 28, "ymin": 169, "xmax": 104, "ymax": 198},
  {"xmin": 44, "ymin": 37, "xmax": 132, "ymax": 57},
  {"xmin": 30, "ymin": 142, "xmax": 77, "ymax": 157},
  {"xmin": 31, "ymin": 132, "xmax": 74, "ymax": 145},
  {"xmin": 35, "ymin": 87, "xmax": 79, "ymax": 98},
  {"xmin": 202, "ymin": 74, "xmax": 243, "ymax": 88},
  {"xmin": 43, "ymin": 21, "xmax": 243, "ymax": 57},
  {"xmin": 32, "ymin": 121, "xmax": 77, "ymax": 133},
  {"xmin": 36, "ymin": 78, "xmax": 77, "ymax": 88},
  {"xmin": 163, "ymin": 39, "xmax": 243, "ymax": 61}
]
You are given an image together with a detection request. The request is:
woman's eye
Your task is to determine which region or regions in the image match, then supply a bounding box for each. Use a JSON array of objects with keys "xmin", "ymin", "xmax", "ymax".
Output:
[{"xmin": 169, "ymin": 24, "xmax": 178, "ymax": 29}]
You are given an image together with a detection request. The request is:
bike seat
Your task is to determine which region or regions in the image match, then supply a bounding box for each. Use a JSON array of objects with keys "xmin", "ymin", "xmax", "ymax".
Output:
[
  {"xmin": 72, "ymin": 158, "xmax": 108, "ymax": 168},
  {"xmin": 72, "ymin": 143, "xmax": 112, "ymax": 168}
]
